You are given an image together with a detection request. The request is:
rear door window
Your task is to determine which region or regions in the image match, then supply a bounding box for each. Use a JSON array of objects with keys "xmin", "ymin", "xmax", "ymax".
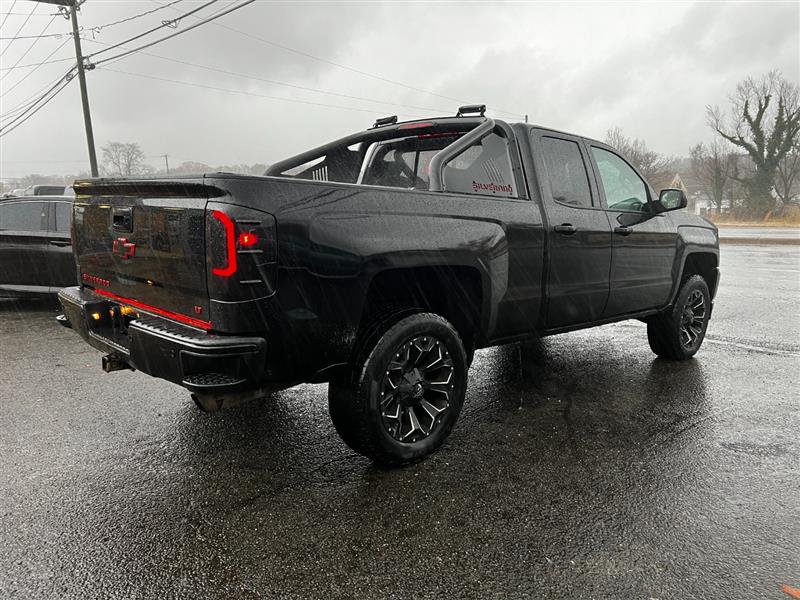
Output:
[
  {"xmin": 441, "ymin": 132, "xmax": 517, "ymax": 197},
  {"xmin": 540, "ymin": 137, "xmax": 593, "ymax": 207},
  {"xmin": 53, "ymin": 202, "xmax": 72, "ymax": 233},
  {"xmin": 0, "ymin": 202, "xmax": 46, "ymax": 231}
]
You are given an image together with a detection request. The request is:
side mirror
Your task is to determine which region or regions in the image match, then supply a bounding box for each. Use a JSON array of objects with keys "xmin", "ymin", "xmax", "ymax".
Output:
[{"xmin": 654, "ymin": 188, "xmax": 688, "ymax": 213}]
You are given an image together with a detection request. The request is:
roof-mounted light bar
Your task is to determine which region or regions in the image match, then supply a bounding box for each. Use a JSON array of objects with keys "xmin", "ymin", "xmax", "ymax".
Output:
[
  {"xmin": 372, "ymin": 115, "xmax": 398, "ymax": 128},
  {"xmin": 456, "ymin": 104, "xmax": 486, "ymax": 117}
]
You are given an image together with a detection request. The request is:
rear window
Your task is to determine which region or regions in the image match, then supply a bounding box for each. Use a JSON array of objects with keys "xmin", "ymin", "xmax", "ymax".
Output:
[
  {"xmin": 361, "ymin": 135, "xmax": 461, "ymax": 190},
  {"xmin": 274, "ymin": 124, "xmax": 519, "ymax": 198},
  {"xmin": 0, "ymin": 201, "xmax": 46, "ymax": 232},
  {"xmin": 441, "ymin": 132, "xmax": 517, "ymax": 197}
]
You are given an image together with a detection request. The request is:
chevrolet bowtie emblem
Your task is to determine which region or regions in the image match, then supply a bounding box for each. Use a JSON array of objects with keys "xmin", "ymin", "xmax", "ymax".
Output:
[{"xmin": 112, "ymin": 237, "xmax": 136, "ymax": 260}]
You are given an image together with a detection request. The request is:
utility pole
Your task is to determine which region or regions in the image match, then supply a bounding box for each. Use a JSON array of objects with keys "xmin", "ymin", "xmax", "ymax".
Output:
[
  {"xmin": 34, "ymin": 0, "xmax": 98, "ymax": 176},
  {"xmin": 161, "ymin": 154, "xmax": 170, "ymax": 173}
]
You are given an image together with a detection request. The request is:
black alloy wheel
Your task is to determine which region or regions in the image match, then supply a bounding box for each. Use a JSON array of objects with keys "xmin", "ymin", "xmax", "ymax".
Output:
[
  {"xmin": 647, "ymin": 274, "xmax": 711, "ymax": 360},
  {"xmin": 379, "ymin": 335, "xmax": 454, "ymax": 443},
  {"xmin": 328, "ymin": 312, "xmax": 467, "ymax": 465},
  {"xmin": 679, "ymin": 289, "xmax": 706, "ymax": 350}
]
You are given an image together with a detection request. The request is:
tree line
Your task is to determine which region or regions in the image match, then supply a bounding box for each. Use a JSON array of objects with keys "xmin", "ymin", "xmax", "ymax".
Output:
[{"xmin": 606, "ymin": 71, "xmax": 799, "ymax": 219}]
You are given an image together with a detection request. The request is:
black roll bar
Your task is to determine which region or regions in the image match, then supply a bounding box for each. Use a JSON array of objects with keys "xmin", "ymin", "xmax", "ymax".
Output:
[{"xmin": 428, "ymin": 117, "xmax": 495, "ymax": 193}]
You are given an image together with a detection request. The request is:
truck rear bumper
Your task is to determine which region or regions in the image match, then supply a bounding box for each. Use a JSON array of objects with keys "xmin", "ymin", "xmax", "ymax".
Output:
[{"xmin": 58, "ymin": 286, "xmax": 267, "ymax": 395}]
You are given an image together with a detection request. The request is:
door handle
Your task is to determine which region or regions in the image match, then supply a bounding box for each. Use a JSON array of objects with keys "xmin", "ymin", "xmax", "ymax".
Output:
[
  {"xmin": 614, "ymin": 226, "xmax": 633, "ymax": 236},
  {"xmin": 49, "ymin": 240, "xmax": 71, "ymax": 247},
  {"xmin": 112, "ymin": 207, "xmax": 133, "ymax": 232},
  {"xmin": 554, "ymin": 224, "xmax": 577, "ymax": 235}
]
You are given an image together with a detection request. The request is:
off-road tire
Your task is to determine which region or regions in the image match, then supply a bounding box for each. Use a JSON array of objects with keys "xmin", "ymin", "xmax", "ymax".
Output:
[
  {"xmin": 647, "ymin": 274, "xmax": 710, "ymax": 360},
  {"xmin": 328, "ymin": 312, "xmax": 468, "ymax": 465}
]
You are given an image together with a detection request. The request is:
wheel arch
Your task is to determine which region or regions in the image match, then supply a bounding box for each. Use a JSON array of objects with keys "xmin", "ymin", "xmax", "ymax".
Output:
[
  {"xmin": 358, "ymin": 264, "xmax": 487, "ymax": 350},
  {"xmin": 679, "ymin": 252, "xmax": 719, "ymax": 298}
]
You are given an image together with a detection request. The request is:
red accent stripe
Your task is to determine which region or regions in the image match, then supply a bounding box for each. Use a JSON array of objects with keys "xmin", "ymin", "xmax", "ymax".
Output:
[
  {"xmin": 93, "ymin": 288, "xmax": 212, "ymax": 330},
  {"xmin": 211, "ymin": 210, "xmax": 237, "ymax": 277}
]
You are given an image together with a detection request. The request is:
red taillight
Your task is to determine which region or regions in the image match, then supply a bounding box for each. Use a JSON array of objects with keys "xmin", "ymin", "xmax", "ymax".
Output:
[
  {"xmin": 206, "ymin": 203, "xmax": 276, "ymax": 301},
  {"xmin": 399, "ymin": 121, "xmax": 435, "ymax": 130},
  {"xmin": 211, "ymin": 210, "xmax": 237, "ymax": 277},
  {"xmin": 238, "ymin": 232, "xmax": 258, "ymax": 247}
]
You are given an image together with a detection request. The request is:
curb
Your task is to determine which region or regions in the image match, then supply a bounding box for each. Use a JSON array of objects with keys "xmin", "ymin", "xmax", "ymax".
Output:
[{"xmin": 719, "ymin": 237, "xmax": 800, "ymax": 245}]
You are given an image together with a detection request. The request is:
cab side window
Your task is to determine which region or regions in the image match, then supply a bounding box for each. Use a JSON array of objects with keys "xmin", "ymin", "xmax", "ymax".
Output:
[
  {"xmin": 591, "ymin": 147, "xmax": 649, "ymax": 212},
  {"xmin": 0, "ymin": 202, "xmax": 46, "ymax": 231},
  {"xmin": 442, "ymin": 132, "xmax": 517, "ymax": 197},
  {"xmin": 541, "ymin": 137, "xmax": 593, "ymax": 207}
]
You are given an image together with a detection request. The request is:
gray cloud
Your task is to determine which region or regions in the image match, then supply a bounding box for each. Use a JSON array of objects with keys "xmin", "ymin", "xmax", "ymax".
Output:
[{"xmin": 1, "ymin": 0, "xmax": 797, "ymax": 178}]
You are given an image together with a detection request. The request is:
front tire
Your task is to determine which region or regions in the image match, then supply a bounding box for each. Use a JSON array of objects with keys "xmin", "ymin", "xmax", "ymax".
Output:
[
  {"xmin": 328, "ymin": 312, "xmax": 468, "ymax": 465},
  {"xmin": 647, "ymin": 274, "xmax": 711, "ymax": 360}
]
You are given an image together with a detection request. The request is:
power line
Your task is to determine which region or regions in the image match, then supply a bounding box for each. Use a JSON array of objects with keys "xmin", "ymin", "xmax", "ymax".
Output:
[
  {"xmin": 90, "ymin": 0, "xmax": 256, "ymax": 67},
  {"xmin": 1, "ymin": 159, "xmax": 88, "ymax": 164},
  {"xmin": 2, "ymin": 13, "xmax": 57, "ymax": 18},
  {"xmin": 1, "ymin": 35, "xmax": 72, "ymax": 98},
  {"xmin": 0, "ymin": 78, "xmax": 69, "ymax": 132},
  {"xmin": 84, "ymin": 0, "xmax": 185, "ymax": 32},
  {"xmin": 0, "ymin": 55, "xmax": 74, "ymax": 72},
  {"xmin": 0, "ymin": 31, "xmax": 65, "ymax": 40},
  {"xmin": 87, "ymin": 0, "xmax": 220, "ymax": 60},
  {"xmin": 0, "ymin": 13, "xmax": 59, "ymax": 82},
  {"xmin": 1, "ymin": 67, "xmax": 72, "ymax": 125},
  {"xmin": 0, "ymin": 84, "xmax": 69, "ymax": 137},
  {"xmin": 0, "ymin": 0, "xmax": 187, "ymax": 40},
  {"xmin": 84, "ymin": 38, "xmax": 453, "ymax": 115},
  {"xmin": 155, "ymin": 0, "xmax": 525, "ymax": 119},
  {"xmin": 2, "ymin": 67, "xmax": 74, "ymax": 118},
  {"xmin": 0, "ymin": 73, "xmax": 73, "ymax": 138},
  {"xmin": 100, "ymin": 67, "xmax": 427, "ymax": 118},
  {"xmin": 0, "ymin": 1, "xmax": 36, "ymax": 59},
  {"xmin": 0, "ymin": 0, "xmax": 19, "ymax": 31}
]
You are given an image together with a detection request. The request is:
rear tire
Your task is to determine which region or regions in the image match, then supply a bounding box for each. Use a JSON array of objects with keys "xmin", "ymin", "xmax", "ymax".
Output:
[
  {"xmin": 647, "ymin": 274, "xmax": 710, "ymax": 360},
  {"xmin": 328, "ymin": 312, "xmax": 467, "ymax": 465}
]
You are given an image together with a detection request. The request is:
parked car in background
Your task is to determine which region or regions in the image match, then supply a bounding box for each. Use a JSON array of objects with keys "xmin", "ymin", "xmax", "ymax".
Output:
[
  {"xmin": 0, "ymin": 195, "xmax": 76, "ymax": 295},
  {"xmin": 2, "ymin": 185, "xmax": 70, "ymax": 199},
  {"xmin": 21, "ymin": 184, "xmax": 68, "ymax": 196}
]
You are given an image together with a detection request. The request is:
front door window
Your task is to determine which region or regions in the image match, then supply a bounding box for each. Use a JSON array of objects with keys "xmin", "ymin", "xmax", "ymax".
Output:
[{"xmin": 591, "ymin": 147, "xmax": 648, "ymax": 212}]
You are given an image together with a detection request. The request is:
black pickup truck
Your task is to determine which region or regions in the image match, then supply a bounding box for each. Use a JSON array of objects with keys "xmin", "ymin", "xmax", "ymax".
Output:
[{"xmin": 58, "ymin": 106, "xmax": 719, "ymax": 464}]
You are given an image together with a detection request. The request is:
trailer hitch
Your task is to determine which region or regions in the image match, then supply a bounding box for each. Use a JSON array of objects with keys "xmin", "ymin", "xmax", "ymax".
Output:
[{"xmin": 102, "ymin": 354, "xmax": 133, "ymax": 373}]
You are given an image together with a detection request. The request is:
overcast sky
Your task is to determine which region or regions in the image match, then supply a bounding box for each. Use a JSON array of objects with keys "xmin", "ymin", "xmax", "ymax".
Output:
[{"xmin": 0, "ymin": 0, "xmax": 798, "ymax": 179}]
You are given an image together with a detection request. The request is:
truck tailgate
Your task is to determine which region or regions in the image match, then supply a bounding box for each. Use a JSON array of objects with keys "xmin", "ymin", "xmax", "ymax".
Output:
[{"xmin": 72, "ymin": 179, "xmax": 219, "ymax": 323}]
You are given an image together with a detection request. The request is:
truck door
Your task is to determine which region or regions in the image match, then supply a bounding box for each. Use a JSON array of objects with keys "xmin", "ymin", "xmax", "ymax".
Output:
[
  {"xmin": 0, "ymin": 199, "xmax": 50, "ymax": 292},
  {"xmin": 587, "ymin": 144, "xmax": 677, "ymax": 316},
  {"xmin": 529, "ymin": 130, "xmax": 612, "ymax": 328}
]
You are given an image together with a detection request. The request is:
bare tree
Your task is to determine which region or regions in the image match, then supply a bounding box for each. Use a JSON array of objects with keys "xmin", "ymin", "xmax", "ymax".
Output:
[
  {"xmin": 707, "ymin": 70, "xmax": 800, "ymax": 216},
  {"xmin": 775, "ymin": 150, "xmax": 800, "ymax": 204},
  {"xmin": 604, "ymin": 127, "xmax": 675, "ymax": 184},
  {"xmin": 690, "ymin": 140, "xmax": 736, "ymax": 212},
  {"xmin": 101, "ymin": 141, "xmax": 151, "ymax": 176}
]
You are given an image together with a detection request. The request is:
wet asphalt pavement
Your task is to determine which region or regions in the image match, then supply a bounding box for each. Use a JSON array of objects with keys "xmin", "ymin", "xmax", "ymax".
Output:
[{"xmin": 1, "ymin": 244, "xmax": 798, "ymax": 600}]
